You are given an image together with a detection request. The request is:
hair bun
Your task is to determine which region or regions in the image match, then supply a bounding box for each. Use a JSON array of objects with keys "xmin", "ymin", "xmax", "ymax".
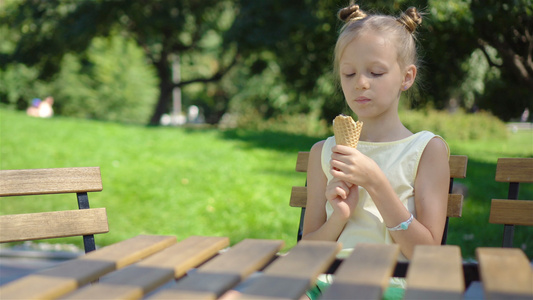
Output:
[
  {"xmin": 338, "ymin": 4, "xmax": 367, "ymax": 23},
  {"xmin": 397, "ymin": 7, "xmax": 422, "ymax": 34}
]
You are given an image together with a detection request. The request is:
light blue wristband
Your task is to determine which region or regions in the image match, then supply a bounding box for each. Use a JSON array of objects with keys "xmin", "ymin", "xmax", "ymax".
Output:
[{"xmin": 387, "ymin": 214, "xmax": 414, "ymax": 231}]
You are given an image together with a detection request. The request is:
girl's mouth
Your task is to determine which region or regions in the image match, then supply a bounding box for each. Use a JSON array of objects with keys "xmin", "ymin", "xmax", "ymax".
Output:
[{"xmin": 355, "ymin": 96, "xmax": 371, "ymax": 104}]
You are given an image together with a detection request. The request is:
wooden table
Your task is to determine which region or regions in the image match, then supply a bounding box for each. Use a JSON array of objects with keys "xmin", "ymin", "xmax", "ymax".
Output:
[{"xmin": 0, "ymin": 235, "xmax": 531, "ymax": 299}]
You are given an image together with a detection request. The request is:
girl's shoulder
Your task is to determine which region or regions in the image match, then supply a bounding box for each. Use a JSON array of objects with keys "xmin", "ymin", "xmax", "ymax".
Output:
[
  {"xmin": 311, "ymin": 139, "xmax": 326, "ymax": 148},
  {"xmin": 310, "ymin": 136, "xmax": 336, "ymax": 152},
  {"xmin": 415, "ymin": 131, "xmax": 450, "ymax": 158},
  {"xmin": 308, "ymin": 139, "xmax": 325, "ymax": 157}
]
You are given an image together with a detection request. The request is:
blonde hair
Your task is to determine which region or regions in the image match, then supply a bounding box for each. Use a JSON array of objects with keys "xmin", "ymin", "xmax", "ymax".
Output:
[{"xmin": 333, "ymin": 4, "xmax": 422, "ymax": 80}]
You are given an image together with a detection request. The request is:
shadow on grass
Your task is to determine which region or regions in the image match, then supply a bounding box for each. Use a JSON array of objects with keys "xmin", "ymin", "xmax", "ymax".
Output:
[
  {"xmin": 218, "ymin": 129, "xmax": 327, "ymax": 153},
  {"xmin": 446, "ymin": 158, "xmax": 533, "ymax": 260}
]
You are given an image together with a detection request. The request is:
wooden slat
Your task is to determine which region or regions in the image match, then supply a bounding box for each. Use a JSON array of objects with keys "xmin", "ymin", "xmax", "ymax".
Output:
[
  {"xmin": 295, "ymin": 152, "xmax": 310, "ymax": 173},
  {"xmin": 149, "ymin": 239, "xmax": 284, "ymax": 299},
  {"xmin": 0, "ymin": 167, "xmax": 103, "ymax": 196},
  {"xmin": 321, "ymin": 244, "xmax": 400, "ymax": 300},
  {"xmin": 236, "ymin": 240, "xmax": 341, "ymax": 300},
  {"xmin": 449, "ymin": 155, "xmax": 468, "ymax": 179},
  {"xmin": 447, "ymin": 194, "xmax": 463, "ymax": 218},
  {"xmin": 289, "ymin": 186, "xmax": 307, "ymax": 207},
  {"xmin": 476, "ymin": 247, "xmax": 533, "ymax": 299},
  {"xmin": 489, "ymin": 199, "xmax": 533, "ymax": 226},
  {"xmin": 0, "ymin": 208, "xmax": 109, "ymax": 242},
  {"xmin": 62, "ymin": 236, "xmax": 229, "ymax": 299},
  {"xmin": 495, "ymin": 158, "xmax": 533, "ymax": 183},
  {"xmin": 404, "ymin": 245, "xmax": 464, "ymax": 300},
  {"xmin": 0, "ymin": 235, "xmax": 176, "ymax": 299}
]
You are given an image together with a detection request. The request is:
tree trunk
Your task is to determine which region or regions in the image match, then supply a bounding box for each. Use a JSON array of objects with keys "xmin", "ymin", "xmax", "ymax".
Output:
[{"xmin": 149, "ymin": 54, "xmax": 172, "ymax": 126}]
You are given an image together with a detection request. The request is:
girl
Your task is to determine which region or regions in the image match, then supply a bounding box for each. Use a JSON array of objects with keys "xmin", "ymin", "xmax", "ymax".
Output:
[{"xmin": 302, "ymin": 3, "xmax": 450, "ymax": 299}]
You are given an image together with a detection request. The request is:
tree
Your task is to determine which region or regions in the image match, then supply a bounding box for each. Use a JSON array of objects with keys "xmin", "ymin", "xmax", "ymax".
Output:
[
  {"xmin": 226, "ymin": 0, "xmax": 532, "ymax": 121},
  {"xmin": 469, "ymin": 0, "xmax": 533, "ymax": 120},
  {"xmin": 423, "ymin": 0, "xmax": 532, "ymax": 120},
  {"xmin": 1, "ymin": 0, "xmax": 238, "ymax": 124},
  {"xmin": 472, "ymin": 0, "xmax": 532, "ymax": 91},
  {"xmin": 3, "ymin": 0, "xmax": 531, "ymax": 124}
]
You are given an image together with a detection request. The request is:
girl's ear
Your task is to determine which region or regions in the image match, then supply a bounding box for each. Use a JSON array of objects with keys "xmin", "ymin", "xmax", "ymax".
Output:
[{"xmin": 402, "ymin": 65, "xmax": 417, "ymax": 90}]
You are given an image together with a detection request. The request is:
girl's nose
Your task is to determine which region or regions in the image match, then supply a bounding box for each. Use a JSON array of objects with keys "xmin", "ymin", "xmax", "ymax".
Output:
[{"xmin": 355, "ymin": 75, "xmax": 369, "ymax": 90}]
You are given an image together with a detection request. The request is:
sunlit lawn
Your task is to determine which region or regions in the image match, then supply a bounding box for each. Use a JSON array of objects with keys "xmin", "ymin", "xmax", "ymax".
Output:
[{"xmin": 1, "ymin": 109, "xmax": 532, "ymax": 258}]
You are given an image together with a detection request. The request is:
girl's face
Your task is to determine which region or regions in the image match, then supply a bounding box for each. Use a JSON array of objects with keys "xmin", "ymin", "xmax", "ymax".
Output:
[{"xmin": 339, "ymin": 32, "xmax": 412, "ymax": 121}]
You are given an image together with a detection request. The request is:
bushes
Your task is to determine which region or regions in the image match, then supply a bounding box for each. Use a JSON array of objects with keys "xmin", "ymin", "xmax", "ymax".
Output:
[
  {"xmin": 52, "ymin": 35, "xmax": 158, "ymax": 124},
  {"xmin": 232, "ymin": 108, "xmax": 509, "ymax": 142},
  {"xmin": 400, "ymin": 109, "xmax": 508, "ymax": 141},
  {"xmin": 225, "ymin": 108, "xmax": 331, "ymax": 137},
  {"xmin": 0, "ymin": 34, "xmax": 158, "ymax": 125}
]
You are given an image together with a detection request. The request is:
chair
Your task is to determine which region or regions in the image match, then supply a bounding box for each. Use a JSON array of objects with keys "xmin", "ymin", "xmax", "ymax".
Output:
[
  {"xmin": 489, "ymin": 158, "xmax": 533, "ymax": 248},
  {"xmin": 290, "ymin": 152, "xmax": 467, "ymax": 245},
  {"xmin": 0, "ymin": 167, "xmax": 109, "ymax": 253}
]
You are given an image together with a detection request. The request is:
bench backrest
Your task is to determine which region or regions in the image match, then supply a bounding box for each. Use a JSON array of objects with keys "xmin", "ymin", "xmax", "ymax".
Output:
[
  {"xmin": 290, "ymin": 152, "xmax": 468, "ymax": 245},
  {"xmin": 0, "ymin": 167, "xmax": 108, "ymax": 253},
  {"xmin": 490, "ymin": 158, "xmax": 533, "ymax": 248}
]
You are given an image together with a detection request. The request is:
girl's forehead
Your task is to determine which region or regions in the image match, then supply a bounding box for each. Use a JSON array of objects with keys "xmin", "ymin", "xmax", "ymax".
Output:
[
  {"xmin": 354, "ymin": 32, "xmax": 389, "ymax": 47},
  {"xmin": 340, "ymin": 32, "xmax": 397, "ymax": 62}
]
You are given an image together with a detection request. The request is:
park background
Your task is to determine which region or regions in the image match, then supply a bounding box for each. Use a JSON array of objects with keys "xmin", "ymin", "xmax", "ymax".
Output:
[{"xmin": 0, "ymin": 0, "xmax": 532, "ymax": 260}]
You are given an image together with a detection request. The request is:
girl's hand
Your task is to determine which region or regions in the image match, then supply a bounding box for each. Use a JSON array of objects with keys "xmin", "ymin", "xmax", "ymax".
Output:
[
  {"xmin": 325, "ymin": 177, "xmax": 352, "ymax": 201},
  {"xmin": 326, "ymin": 178, "xmax": 359, "ymax": 221},
  {"xmin": 330, "ymin": 145, "xmax": 380, "ymax": 189}
]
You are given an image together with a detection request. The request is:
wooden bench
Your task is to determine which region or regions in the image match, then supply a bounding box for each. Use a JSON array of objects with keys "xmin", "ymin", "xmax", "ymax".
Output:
[
  {"xmin": 0, "ymin": 167, "xmax": 108, "ymax": 253},
  {"xmin": 490, "ymin": 158, "xmax": 533, "ymax": 247},
  {"xmin": 290, "ymin": 152, "xmax": 468, "ymax": 244}
]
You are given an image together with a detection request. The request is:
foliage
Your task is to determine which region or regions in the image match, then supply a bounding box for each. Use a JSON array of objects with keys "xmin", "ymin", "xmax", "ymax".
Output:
[
  {"xmin": 1, "ymin": 0, "xmax": 531, "ymax": 124},
  {"xmin": 226, "ymin": 0, "xmax": 532, "ymax": 121},
  {"xmin": 226, "ymin": 108, "xmax": 331, "ymax": 137},
  {"xmin": 468, "ymin": 0, "xmax": 533, "ymax": 120},
  {"xmin": 0, "ymin": 33, "xmax": 158, "ymax": 124},
  {"xmin": 225, "ymin": 0, "xmax": 348, "ymax": 122},
  {"xmin": 230, "ymin": 106, "xmax": 510, "ymax": 142},
  {"xmin": 0, "ymin": 20, "xmax": 50, "ymax": 109},
  {"xmin": 0, "ymin": 0, "xmax": 238, "ymax": 124},
  {"xmin": 0, "ymin": 63, "xmax": 47, "ymax": 110},
  {"xmin": 51, "ymin": 35, "xmax": 158, "ymax": 124},
  {"xmin": 1, "ymin": 109, "xmax": 531, "ymax": 258},
  {"xmin": 400, "ymin": 109, "xmax": 509, "ymax": 141}
]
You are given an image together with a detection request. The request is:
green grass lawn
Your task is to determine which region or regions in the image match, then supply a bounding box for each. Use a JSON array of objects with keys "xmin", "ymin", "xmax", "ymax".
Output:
[{"xmin": 1, "ymin": 109, "xmax": 532, "ymax": 259}]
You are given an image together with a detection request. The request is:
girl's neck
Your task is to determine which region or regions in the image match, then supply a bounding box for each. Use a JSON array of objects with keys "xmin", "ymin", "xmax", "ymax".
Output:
[{"xmin": 358, "ymin": 116, "xmax": 412, "ymax": 143}]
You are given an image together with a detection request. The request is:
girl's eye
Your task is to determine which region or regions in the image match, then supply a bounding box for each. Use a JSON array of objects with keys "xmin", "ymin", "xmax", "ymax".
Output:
[
  {"xmin": 343, "ymin": 73, "xmax": 355, "ymax": 78},
  {"xmin": 371, "ymin": 72, "xmax": 384, "ymax": 77}
]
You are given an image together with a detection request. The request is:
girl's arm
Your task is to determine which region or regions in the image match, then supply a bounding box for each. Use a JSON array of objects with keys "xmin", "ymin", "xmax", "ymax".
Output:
[
  {"xmin": 371, "ymin": 138, "xmax": 449, "ymax": 258},
  {"xmin": 397, "ymin": 137, "xmax": 449, "ymax": 253},
  {"xmin": 301, "ymin": 141, "xmax": 358, "ymax": 241}
]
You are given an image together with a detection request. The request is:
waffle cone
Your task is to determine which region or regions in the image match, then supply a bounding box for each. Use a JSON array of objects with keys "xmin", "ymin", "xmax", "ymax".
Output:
[{"xmin": 333, "ymin": 115, "xmax": 363, "ymax": 148}]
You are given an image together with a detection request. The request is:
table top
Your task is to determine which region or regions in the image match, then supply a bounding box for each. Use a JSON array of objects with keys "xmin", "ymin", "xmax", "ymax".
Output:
[{"xmin": 0, "ymin": 234, "xmax": 531, "ymax": 299}]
